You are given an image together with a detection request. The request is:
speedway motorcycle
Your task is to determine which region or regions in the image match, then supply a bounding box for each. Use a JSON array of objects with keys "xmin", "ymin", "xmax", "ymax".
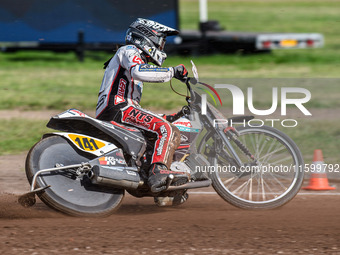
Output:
[{"xmin": 19, "ymin": 61, "xmax": 304, "ymax": 216}]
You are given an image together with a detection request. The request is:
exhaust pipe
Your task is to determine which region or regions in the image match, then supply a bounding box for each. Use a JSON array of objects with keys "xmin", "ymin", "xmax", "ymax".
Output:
[{"xmin": 88, "ymin": 165, "xmax": 143, "ymax": 190}]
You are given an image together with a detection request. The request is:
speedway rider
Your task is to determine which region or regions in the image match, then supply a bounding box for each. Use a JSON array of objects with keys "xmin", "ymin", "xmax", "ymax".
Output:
[{"xmin": 96, "ymin": 18, "xmax": 188, "ymax": 193}]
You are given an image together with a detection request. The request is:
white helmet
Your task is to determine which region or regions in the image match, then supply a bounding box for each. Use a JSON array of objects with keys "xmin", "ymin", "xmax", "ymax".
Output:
[{"xmin": 125, "ymin": 18, "xmax": 179, "ymax": 66}]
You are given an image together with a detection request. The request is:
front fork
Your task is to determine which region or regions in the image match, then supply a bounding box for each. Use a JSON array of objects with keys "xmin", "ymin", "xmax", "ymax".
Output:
[
  {"xmin": 207, "ymin": 128, "xmax": 256, "ymax": 169},
  {"xmin": 223, "ymin": 128, "xmax": 255, "ymax": 161}
]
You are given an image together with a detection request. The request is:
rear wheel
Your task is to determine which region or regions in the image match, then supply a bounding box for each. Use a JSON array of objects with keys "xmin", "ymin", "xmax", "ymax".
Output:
[
  {"xmin": 205, "ymin": 126, "xmax": 304, "ymax": 209},
  {"xmin": 25, "ymin": 135, "xmax": 124, "ymax": 217}
]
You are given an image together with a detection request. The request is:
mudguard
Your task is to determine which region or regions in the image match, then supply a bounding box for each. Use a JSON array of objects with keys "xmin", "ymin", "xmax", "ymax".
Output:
[{"xmin": 46, "ymin": 109, "xmax": 147, "ymax": 161}]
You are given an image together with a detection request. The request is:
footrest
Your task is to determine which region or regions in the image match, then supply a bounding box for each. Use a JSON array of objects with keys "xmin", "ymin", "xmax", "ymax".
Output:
[{"xmin": 166, "ymin": 180, "xmax": 211, "ymax": 191}]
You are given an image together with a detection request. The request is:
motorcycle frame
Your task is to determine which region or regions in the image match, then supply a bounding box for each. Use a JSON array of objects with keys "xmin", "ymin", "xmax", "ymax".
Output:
[{"xmin": 184, "ymin": 78, "xmax": 244, "ymax": 168}]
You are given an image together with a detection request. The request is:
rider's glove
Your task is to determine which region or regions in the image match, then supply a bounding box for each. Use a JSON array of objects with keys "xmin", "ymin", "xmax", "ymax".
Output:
[{"xmin": 173, "ymin": 64, "xmax": 188, "ymax": 81}]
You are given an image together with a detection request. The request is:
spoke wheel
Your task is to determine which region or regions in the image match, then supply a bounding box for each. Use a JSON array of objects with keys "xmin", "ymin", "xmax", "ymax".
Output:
[{"xmin": 209, "ymin": 126, "xmax": 304, "ymax": 209}]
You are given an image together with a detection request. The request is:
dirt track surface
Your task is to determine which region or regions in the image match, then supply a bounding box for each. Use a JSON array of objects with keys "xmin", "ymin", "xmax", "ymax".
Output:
[
  {"xmin": 0, "ymin": 192, "xmax": 340, "ymax": 255},
  {"xmin": 1, "ymin": 110, "xmax": 340, "ymax": 254},
  {"xmin": 0, "ymin": 154, "xmax": 339, "ymax": 255}
]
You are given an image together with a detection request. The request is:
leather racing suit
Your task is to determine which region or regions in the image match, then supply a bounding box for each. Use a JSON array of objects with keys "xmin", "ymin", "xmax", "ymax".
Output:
[{"xmin": 95, "ymin": 45, "xmax": 180, "ymax": 169}]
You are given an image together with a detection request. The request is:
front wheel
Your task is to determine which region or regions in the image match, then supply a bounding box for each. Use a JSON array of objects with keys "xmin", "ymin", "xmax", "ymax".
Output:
[
  {"xmin": 25, "ymin": 135, "xmax": 124, "ymax": 217},
  {"xmin": 210, "ymin": 125, "xmax": 304, "ymax": 210}
]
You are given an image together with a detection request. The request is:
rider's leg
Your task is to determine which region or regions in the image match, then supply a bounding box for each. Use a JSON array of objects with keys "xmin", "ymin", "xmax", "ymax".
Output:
[{"xmin": 120, "ymin": 105, "xmax": 185, "ymax": 192}]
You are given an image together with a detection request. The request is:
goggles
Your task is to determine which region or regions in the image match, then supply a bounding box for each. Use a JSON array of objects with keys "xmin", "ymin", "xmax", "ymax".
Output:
[{"xmin": 158, "ymin": 37, "xmax": 166, "ymax": 51}]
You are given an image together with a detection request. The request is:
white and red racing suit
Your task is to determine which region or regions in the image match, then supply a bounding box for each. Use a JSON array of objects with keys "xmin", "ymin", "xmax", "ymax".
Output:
[{"xmin": 95, "ymin": 45, "xmax": 180, "ymax": 168}]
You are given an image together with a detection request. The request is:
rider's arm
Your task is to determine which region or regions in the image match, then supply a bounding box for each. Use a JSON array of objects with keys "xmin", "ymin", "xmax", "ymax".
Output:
[
  {"xmin": 130, "ymin": 63, "xmax": 188, "ymax": 83},
  {"xmin": 120, "ymin": 46, "xmax": 174, "ymax": 83},
  {"xmin": 130, "ymin": 64, "xmax": 174, "ymax": 83}
]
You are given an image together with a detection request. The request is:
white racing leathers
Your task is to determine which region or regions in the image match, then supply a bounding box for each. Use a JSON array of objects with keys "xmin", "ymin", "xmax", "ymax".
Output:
[{"xmin": 96, "ymin": 45, "xmax": 180, "ymax": 168}]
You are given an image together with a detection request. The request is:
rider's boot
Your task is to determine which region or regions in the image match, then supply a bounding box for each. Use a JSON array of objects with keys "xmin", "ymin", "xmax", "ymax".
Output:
[{"xmin": 147, "ymin": 163, "xmax": 189, "ymax": 193}]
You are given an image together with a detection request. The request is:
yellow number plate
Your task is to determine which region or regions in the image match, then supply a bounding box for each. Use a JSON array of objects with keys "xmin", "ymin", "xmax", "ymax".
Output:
[{"xmin": 68, "ymin": 134, "xmax": 105, "ymax": 151}]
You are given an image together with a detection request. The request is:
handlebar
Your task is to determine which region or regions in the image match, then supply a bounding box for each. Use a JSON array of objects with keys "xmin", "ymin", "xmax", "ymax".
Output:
[
  {"xmin": 184, "ymin": 77, "xmax": 197, "ymax": 104},
  {"xmin": 173, "ymin": 60, "xmax": 200, "ymax": 109}
]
